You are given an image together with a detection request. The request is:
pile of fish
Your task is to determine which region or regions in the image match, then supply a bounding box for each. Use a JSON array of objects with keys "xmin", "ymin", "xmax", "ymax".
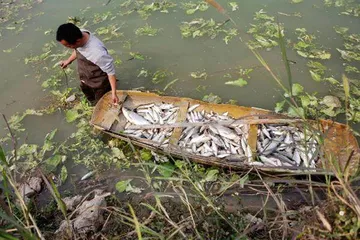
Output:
[
  {"xmin": 121, "ymin": 102, "xmax": 179, "ymax": 147},
  {"xmin": 254, "ymin": 124, "xmax": 319, "ymax": 168},
  {"xmin": 178, "ymin": 104, "xmax": 251, "ymax": 159}
]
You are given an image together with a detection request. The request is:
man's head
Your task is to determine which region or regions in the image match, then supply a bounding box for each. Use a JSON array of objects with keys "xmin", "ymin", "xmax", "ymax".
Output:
[{"xmin": 56, "ymin": 23, "xmax": 83, "ymax": 49}]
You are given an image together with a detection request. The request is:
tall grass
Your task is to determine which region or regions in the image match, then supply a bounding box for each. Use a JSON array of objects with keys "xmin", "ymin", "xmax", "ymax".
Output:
[{"xmin": 248, "ymin": 22, "xmax": 360, "ymax": 239}]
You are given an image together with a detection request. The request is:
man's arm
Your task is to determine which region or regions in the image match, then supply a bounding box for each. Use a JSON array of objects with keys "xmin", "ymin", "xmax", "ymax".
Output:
[
  {"xmin": 60, "ymin": 50, "xmax": 77, "ymax": 68},
  {"xmin": 108, "ymin": 74, "xmax": 119, "ymax": 105}
]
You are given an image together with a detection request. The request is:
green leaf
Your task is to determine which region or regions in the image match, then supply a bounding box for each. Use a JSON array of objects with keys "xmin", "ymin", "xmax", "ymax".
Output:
[
  {"xmin": 140, "ymin": 149, "xmax": 152, "ymax": 161},
  {"xmin": 292, "ymin": 83, "xmax": 304, "ymax": 96},
  {"xmin": 300, "ymin": 95, "xmax": 311, "ymax": 107},
  {"xmin": 44, "ymin": 155, "xmax": 65, "ymax": 172},
  {"xmin": 60, "ymin": 166, "xmax": 68, "ymax": 183},
  {"xmin": 0, "ymin": 230, "xmax": 19, "ymax": 240},
  {"xmin": 287, "ymin": 106, "xmax": 305, "ymax": 118},
  {"xmin": 310, "ymin": 70, "xmax": 322, "ymax": 82},
  {"xmin": 65, "ymin": 109, "xmax": 80, "ymax": 123},
  {"xmin": 204, "ymin": 169, "xmax": 219, "ymax": 182},
  {"xmin": 115, "ymin": 179, "xmax": 132, "ymax": 193},
  {"xmin": 163, "ymin": 78, "xmax": 179, "ymax": 91},
  {"xmin": 157, "ymin": 163, "xmax": 175, "ymax": 178},
  {"xmin": 334, "ymin": 26, "xmax": 349, "ymax": 35},
  {"xmin": 275, "ymin": 100, "xmax": 286, "ymax": 113},
  {"xmin": 111, "ymin": 148, "xmax": 126, "ymax": 159},
  {"xmin": 225, "ymin": 78, "xmax": 248, "ymax": 87},
  {"xmin": 202, "ymin": 93, "xmax": 221, "ymax": 104},
  {"xmin": 0, "ymin": 211, "xmax": 37, "ymax": 240},
  {"xmin": 0, "ymin": 146, "xmax": 7, "ymax": 167},
  {"xmin": 186, "ymin": 8, "xmax": 197, "ymax": 15},
  {"xmin": 322, "ymin": 96, "xmax": 341, "ymax": 108},
  {"xmin": 229, "ymin": 2, "xmax": 239, "ymax": 11},
  {"xmin": 175, "ymin": 160, "xmax": 185, "ymax": 169},
  {"xmin": 324, "ymin": 77, "xmax": 339, "ymax": 85},
  {"xmin": 126, "ymin": 184, "xmax": 143, "ymax": 193},
  {"xmin": 41, "ymin": 129, "xmax": 57, "ymax": 155},
  {"xmin": 321, "ymin": 107, "xmax": 336, "ymax": 117}
]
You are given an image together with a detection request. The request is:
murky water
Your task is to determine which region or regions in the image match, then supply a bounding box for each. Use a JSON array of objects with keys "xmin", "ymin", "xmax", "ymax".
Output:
[{"xmin": 0, "ymin": 0, "xmax": 359, "ymax": 155}]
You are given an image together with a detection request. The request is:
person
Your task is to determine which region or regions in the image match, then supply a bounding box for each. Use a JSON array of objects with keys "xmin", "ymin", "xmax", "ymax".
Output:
[{"xmin": 56, "ymin": 23, "xmax": 119, "ymax": 105}]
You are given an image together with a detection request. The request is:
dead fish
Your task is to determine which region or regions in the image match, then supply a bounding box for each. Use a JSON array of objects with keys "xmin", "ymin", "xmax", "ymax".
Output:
[
  {"xmin": 81, "ymin": 170, "xmax": 96, "ymax": 181},
  {"xmin": 188, "ymin": 104, "xmax": 200, "ymax": 112},
  {"xmin": 122, "ymin": 107, "xmax": 150, "ymax": 125}
]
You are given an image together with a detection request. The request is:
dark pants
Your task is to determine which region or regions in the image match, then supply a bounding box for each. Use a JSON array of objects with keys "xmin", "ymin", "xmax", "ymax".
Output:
[{"xmin": 80, "ymin": 81, "xmax": 111, "ymax": 106}]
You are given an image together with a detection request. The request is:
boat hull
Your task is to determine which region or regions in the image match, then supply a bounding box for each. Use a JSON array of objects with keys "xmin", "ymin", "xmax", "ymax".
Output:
[{"xmin": 90, "ymin": 90, "xmax": 360, "ymax": 175}]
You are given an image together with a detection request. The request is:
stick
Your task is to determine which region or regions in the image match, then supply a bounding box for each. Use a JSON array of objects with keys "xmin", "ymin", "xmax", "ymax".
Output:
[
  {"xmin": 127, "ymin": 118, "xmax": 302, "ymax": 130},
  {"xmin": 62, "ymin": 69, "xmax": 69, "ymax": 89}
]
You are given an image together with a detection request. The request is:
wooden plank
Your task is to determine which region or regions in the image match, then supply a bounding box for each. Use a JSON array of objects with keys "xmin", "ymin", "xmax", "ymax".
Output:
[
  {"xmin": 127, "ymin": 118, "xmax": 302, "ymax": 130},
  {"xmin": 169, "ymin": 101, "xmax": 189, "ymax": 147},
  {"xmin": 99, "ymin": 94, "xmax": 128, "ymax": 130},
  {"xmin": 247, "ymin": 124, "xmax": 258, "ymax": 162}
]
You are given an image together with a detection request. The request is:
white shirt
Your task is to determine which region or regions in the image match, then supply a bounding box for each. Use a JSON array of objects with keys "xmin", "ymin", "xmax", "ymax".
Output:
[{"xmin": 77, "ymin": 30, "xmax": 116, "ymax": 75}]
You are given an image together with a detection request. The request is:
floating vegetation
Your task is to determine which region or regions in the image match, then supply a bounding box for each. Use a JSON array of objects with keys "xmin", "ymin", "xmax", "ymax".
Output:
[
  {"xmin": 129, "ymin": 52, "xmax": 146, "ymax": 60},
  {"xmin": 67, "ymin": 16, "xmax": 83, "ymax": 25},
  {"xmin": 93, "ymin": 11, "xmax": 113, "ymax": 24},
  {"xmin": 190, "ymin": 71, "xmax": 207, "ymax": 79},
  {"xmin": 119, "ymin": 0, "xmax": 177, "ymax": 19},
  {"xmin": 202, "ymin": 93, "xmax": 221, "ymax": 104},
  {"xmin": 247, "ymin": 9, "xmax": 282, "ymax": 50},
  {"xmin": 180, "ymin": 18, "xmax": 237, "ymax": 43},
  {"xmin": 307, "ymin": 61, "xmax": 327, "ymax": 82},
  {"xmin": 95, "ymin": 24, "xmax": 123, "ymax": 41},
  {"xmin": 163, "ymin": 78, "xmax": 179, "ymax": 91},
  {"xmin": 324, "ymin": 0, "xmax": 360, "ymax": 17},
  {"xmin": 138, "ymin": 1, "xmax": 177, "ymax": 19},
  {"xmin": 224, "ymin": 66, "xmax": 253, "ymax": 87},
  {"xmin": 225, "ymin": 78, "xmax": 248, "ymax": 87},
  {"xmin": 228, "ymin": 2, "xmax": 239, "ymax": 11},
  {"xmin": 345, "ymin": 64, "xmax": 360, "ymax": 74},
  {"xmin": 293, "ymin": 28, "xmax": 331, "ymax": 59},
  {"xmin": 0, "ymin": 0, "xmax": 35, "ymax": 25},
  {"xmin": 334, "ymin": 27, "xmax": 360, "ymax": 62},
  {"xmin": 152, "ymin": 69, "xmax": 173, "ymax": 84},
  {"xmin": 181, "ymin": 1, "xmax": 209, "ymax": 15},
  {"xmin": 137, "ymin": 68, "xmax": 149, "ymax": 78},
  {"xmin": 135, "ymin": 24, "xmax": 161, "ymax": 36}
]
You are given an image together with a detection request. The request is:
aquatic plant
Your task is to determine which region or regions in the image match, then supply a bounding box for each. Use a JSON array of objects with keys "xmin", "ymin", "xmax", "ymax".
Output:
[
  {"xmin": 247, "ymin": 9, "xmax": 282, "ymax": 50},
  {"xmin": 135, "ymin": 24, "xmax": 161, "ymax": 37}
]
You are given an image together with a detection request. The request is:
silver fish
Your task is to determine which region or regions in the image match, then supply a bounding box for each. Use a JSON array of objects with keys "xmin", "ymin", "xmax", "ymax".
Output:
[
  {"xmin": 188, "ymin": 104, "xmax": 200, "ymax": 112},
  {"xmin": 122, "ymin": 108, "xmax": 150, "ymax": 125}
]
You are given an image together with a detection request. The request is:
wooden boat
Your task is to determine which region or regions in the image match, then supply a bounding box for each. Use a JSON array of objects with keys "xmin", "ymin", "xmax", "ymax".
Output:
[{"xmin": 90, "ymin": 90, "xmax": 360, "ymax": 175}]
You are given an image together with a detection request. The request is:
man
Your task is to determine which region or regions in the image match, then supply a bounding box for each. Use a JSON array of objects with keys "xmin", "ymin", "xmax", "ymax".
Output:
[{"xmin": 56, "ymin": 23, "xmax": 119, "ymax": 105}]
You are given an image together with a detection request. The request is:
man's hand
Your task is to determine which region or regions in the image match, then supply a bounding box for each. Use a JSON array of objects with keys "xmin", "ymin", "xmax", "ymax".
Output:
[
  {"xmin": 59, "ymin": 60, "xmax": 71, "ymax": 69},
  {"xmin": 59, "ymin": 50, "xmax": 77, "ymax": 69},
  {"xmin": 112, "ymin": 92, "xmax": 119, "ymax": 105}
]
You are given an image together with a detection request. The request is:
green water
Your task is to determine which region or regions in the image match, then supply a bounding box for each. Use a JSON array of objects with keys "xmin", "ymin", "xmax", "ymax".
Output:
[{"xmin": 0, "ymin": 0, "xmax": 359, "ymax": 144}]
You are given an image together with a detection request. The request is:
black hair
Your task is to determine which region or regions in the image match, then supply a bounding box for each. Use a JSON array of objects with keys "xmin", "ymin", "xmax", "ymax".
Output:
[{"xmin": 56, "ymin": 23, "xmax": 83, "ymax": 44}]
